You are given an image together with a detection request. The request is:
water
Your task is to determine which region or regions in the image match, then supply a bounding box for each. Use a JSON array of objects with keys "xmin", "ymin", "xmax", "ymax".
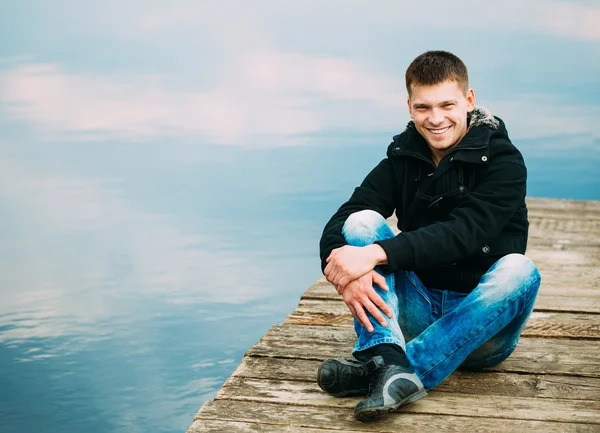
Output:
[{"xmin": 0, "ymin": 1, "xmax": 599, "ymax": 432}]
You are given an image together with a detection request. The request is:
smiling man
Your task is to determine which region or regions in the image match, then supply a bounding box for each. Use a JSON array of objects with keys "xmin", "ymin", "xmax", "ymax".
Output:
[{"xmin": 318, "ymin": 51, "xmax": 541, "ymax": 422}]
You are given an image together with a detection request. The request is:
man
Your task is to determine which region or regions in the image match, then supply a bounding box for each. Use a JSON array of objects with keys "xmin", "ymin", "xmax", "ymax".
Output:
[{"xmin": 318, "ymin": 50, "xmax": 541, "ymax": 422}]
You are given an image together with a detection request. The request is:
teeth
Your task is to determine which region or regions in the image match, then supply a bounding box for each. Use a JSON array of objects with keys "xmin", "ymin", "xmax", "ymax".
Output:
[{"xmin": 430, "ymin": 127, "xmax": 450, "ymax": 134}]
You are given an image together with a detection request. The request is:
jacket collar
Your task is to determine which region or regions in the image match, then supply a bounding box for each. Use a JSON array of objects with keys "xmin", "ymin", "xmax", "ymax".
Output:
[{"xmin": 390, "ymin": 107, "xmax": 499, "ymax": 165}]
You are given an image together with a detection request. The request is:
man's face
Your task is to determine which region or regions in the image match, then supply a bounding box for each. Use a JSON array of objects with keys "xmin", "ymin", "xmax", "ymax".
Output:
[{"xmin": 407, "ymin": 80, "xmax": 475, "ymax": 158}]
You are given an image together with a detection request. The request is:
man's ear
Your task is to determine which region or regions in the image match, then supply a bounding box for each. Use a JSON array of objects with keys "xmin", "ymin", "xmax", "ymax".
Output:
[
  {"xmin": 407, "ymin": 96, "xmax": 413, "ymax": 118},
  {"xmin": 466, "ymin": 88, "xmax": 475, "ymax": 112}
]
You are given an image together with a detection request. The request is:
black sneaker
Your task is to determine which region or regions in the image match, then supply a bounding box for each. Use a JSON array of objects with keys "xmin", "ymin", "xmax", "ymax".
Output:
[
  {"xmin": 354, "ymin": 356, "xmax": 427, "ymax": 422},
  {"xmin": 317, "ymin": 358, "xmax": 370, "ymax": 397}
]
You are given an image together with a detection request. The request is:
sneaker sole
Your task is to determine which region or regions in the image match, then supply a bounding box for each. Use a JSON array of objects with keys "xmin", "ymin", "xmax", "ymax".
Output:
[{"xmin": 354, "ymin": 389, "xmax": 428, "ymax": 422}]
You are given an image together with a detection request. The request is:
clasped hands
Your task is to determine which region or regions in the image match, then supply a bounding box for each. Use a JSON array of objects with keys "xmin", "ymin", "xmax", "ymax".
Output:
[{"xmin": 323, "ymin": 244, "xmax": 393, "ymax": 332}]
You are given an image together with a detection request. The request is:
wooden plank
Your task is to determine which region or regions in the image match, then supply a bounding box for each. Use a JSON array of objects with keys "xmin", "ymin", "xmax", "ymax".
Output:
[
  {"xmin": 306, "ymin": 266, "xmax": 600, "ymax": 295},
  {"xmin": 533, "ymin": 296, "xmax": 600, "ymax": 314},
  {"xmin": 187, "ymin": 419, "xmax": 363, "ymax": 433},
  {"xmin": 246, "ymin": 324, "xmax": 600, "ymax": 377},
  {"xmin": 214, "ymin": 377, "xmax": 600, "ymax": 424},
  {"xmin": 301, "ymin": 279, "xmax": 600, "ymax": 313},
  {"xmin": 385, "ymin": 211, "xmax": 600, "ymax": 247},
  {"xmin": 526, "ymin": 197, "xmax": 600, "ymax": 213},
  {"xmin": 530, "ymin": 250, "xmax": 599, "ymax": 271},
  {"xmin": 229, "ymin": 356, "xmax": 600, "ymax": 401},
  {"xmin": 523, "ymin": 312, "xmax": 600, "ymax": 338},
  {"xmin": 284, "ymin": 303, "xmax": 600, "ymax": 339},
  {"xmin": 195, "ymin": 400, "xmax": 599, "ymax": 432}
]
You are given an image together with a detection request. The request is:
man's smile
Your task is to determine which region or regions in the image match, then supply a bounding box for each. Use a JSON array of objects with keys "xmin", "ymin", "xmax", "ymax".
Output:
[{"xmin": 428, "ymin": 126, "xmax": 451, "ymax": 135}]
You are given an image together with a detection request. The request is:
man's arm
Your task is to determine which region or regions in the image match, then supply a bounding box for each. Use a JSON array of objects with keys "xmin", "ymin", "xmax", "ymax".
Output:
[
  {"xmin": 319, "ymin": 157, "xmax": 397, "ymax": 272},
  {"xmin": 324, "ymin": 244, "xmax": 388, "ymax": 289}
]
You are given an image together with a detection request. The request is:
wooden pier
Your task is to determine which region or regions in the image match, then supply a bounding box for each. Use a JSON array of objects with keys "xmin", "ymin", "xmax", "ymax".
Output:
[{"xmin": 188, "ymin": 197, "xmax": 600, "ymax": 432}]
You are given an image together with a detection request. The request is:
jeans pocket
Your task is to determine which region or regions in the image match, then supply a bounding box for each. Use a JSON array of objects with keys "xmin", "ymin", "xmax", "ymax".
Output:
[{"xmin": 406, "ymin": 272, "xmax": 433, "ymax": 309}]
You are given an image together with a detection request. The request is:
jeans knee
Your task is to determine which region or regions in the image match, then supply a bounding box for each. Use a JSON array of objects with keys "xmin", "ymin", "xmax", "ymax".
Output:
[
  {"xmin": 498, "ymin": 254, "xmax": 539, "ymax": 279},
  {"xmin": 494, "ymin": 253, "xmax": 540, "ymax": 287},
  {"xmin": 478, "ymin": 253, "xmax": 541, "ymax": 306},
  {"xmin": 342, "ymin": 210, "xmax": 389, "ymax": 246}
]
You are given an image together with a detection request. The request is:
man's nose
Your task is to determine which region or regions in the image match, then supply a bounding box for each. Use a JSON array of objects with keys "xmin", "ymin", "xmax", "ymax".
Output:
[{"xmin": 428, "ymin": 108, "xmax": 444, "ymax": 125}]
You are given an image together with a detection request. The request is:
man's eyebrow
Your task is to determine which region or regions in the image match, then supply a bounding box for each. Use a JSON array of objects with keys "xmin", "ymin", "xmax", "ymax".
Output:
[{"xmin": 413, "ymin": 100, "xmax": 457, "ymax": 108}]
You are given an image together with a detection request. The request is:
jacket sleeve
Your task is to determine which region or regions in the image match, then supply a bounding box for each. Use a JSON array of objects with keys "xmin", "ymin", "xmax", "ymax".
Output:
[
  {"xmin": 375, "ymin": 146, "xmax": 527, "ymax": 271},
  {"xmin": 319, "ymin": 157, "xmax": 397, "ymax": 272}
]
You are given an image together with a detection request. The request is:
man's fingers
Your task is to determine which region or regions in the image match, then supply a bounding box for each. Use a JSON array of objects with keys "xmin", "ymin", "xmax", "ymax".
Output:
[
  {"xmin": 372, "ymin": 272, "xmax": 389, "ymax": 291},
  {"xmin": 325, "ymin": 248, "xmax": 341, "ymax": 263},
  {"xmin": 330, "ymin": 268, "xmax": 342, "ymax": 287},
  {"xmin": 353, "ymin": 302, "xmax": 374, "ymax": 332},
  {"xmin": 361, "ymin": 298, "xmax": 388, "ymax": 328},
  {"xmin": 335, "ymin": 282, "xmax": 347, "ymax": 295},
  {"xmin": 347, "ymin": 302, "xmax": 357, "ymax": 318},
  {"xmin": 323, "ymin": 261, "xmax": 332, "ymax": 276},
  {"xmin": 369, "ymin": 288, "xmax": 394, "ymax": 319},
  {"xmin": 338, "ymin": 275, "xmax": 350, "ymax": 289}
]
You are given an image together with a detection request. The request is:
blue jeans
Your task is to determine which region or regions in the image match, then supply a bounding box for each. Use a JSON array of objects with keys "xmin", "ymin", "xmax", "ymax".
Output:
[{"xmin": 342, "ymin": 210, "xmax": 541, "ymax": 390}]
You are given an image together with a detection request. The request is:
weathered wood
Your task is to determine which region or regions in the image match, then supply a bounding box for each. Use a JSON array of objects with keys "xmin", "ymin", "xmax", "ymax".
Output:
[
  {"xmin": 526, "ymin": 197, "xmax": 600, "ymax": 213},
  {"xmin": 228, "ymin": 356, "xmax": 600, "ymax": 401},
  {"xmin": 285, "ymin": 300, "xmax": 600, "ymax": 338},
  {"xmin": 523, "ymin": 312, "xmax": 600, "ymax": 338},
  {"xmin": 187, "ymin": 419, "xmax": 364, "ymax": 433},
  {"xmin": 215, "ymin": 376, "xmax": 600, "ymax": 424},
  {"xmin": 527, "ymin": 248, "xmax": 599, "ymax": 268},
  {"xmin": 301, "ymin": 281, "xmax": 600, "ymax": 313},
  {"xmin": 533, "ymin": 296, "xmax": 600, "ymax": 314},
  {"xmin": 195, "ymin": 400, "xmax": 599, "ymax": 432},
  {"xmin": 308, "ymin": 254, "xmax": 600, "ymax": 286},
  {"xmin": 385, "ymin": 205, "xmax": 600, "ymax": 247},
  {"xmin": 247, "ymin": 324, "xmax": 600, "ymax": 377},
  {"xmin": 302, "ymin": 281, "xmax": 600, "ymax": 302},
  {"xmin": 532, "ymin": 199, "xmax": 600, "ymax": 210}
]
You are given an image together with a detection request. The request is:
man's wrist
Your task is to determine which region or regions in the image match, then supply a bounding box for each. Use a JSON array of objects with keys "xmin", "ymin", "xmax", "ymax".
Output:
[{"xmin": 365, "ymin": 244, "xmax": 388, "ymax": 266}]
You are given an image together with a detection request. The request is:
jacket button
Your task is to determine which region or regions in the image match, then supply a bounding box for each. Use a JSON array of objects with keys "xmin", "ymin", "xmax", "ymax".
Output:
[
  {"xmin": 482, "ymin": 245, "xmax": 490, "ymax": 253},
  {"xmin": 481, "ymin": 156, "xmax": 488, "ymax": 162},
  {"xmin": 395, "ymin": 146, "xmax": 400, "ymax": 151}
]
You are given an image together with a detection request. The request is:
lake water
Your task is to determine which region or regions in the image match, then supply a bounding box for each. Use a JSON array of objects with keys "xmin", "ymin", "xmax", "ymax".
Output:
[{"xmin": 1, "ymin": 1, "xmax": 599, "ymax": 432}]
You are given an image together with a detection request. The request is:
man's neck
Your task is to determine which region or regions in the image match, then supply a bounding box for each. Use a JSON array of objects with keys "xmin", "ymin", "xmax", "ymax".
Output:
[{"xmin": 430, "ymin": 147, "xmax": 453, "ymax": 167}]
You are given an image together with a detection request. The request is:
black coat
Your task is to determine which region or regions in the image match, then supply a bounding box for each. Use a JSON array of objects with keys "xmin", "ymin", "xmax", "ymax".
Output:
[{"xmin": 319, "ymin": 107, "xmax": 529, "ymax": 293}]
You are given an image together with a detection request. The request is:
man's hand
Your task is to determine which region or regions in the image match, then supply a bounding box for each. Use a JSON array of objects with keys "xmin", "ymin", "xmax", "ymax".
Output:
[
  {"xmin": 324, "ymin": 244, "xmax": 387, "ymax": 289},
  {"xmin": 340, "ymin": 271, "xmax": 394, "ymax": 333}
]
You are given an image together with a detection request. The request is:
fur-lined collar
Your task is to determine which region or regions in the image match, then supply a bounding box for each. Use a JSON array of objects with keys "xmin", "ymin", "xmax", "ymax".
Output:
[{"xmin": 404, "ymin": 106, "xmax": 499, "ymax": 132}]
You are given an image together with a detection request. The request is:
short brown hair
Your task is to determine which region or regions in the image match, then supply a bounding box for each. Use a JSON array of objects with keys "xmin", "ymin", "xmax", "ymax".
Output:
[{"xmin": 405, "ymin": 51, "xmax": 469, "ymax": 95}]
